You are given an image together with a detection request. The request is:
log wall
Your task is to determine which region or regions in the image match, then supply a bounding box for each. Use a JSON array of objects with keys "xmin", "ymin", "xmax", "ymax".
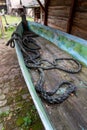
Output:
[
  {"xmin": 47, "ymin": 0, "xmax": 72, "ymax": 32},
  {"xmin": 47, "ymin": 0, "xmax": 87, "ymax": 40},
  {"xmin": 71, "ymin": 0, "xmax": 87, "ymax": 39}
]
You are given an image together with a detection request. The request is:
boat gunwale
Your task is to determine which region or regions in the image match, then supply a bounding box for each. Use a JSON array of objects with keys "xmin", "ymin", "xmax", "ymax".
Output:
[{"xmin": 28, "ymin": 21, "xmax": 87, "ymax": 66}]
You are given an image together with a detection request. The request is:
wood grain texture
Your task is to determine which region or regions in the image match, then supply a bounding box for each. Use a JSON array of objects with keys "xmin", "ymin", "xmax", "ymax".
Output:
[
  {"xmin": 71, "ymin": 0, "xmax": 87, "ymax": 39},
  {"xmin": 46, "ymin": 0, "xmax": 87, "ymax": 40},
  {"xmin": 30, "ymin": 36, "xmax": 87, "ymax": 130}
]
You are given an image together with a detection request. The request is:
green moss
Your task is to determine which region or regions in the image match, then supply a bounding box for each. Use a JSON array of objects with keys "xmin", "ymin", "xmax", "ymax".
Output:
[
  {"xmin": 16, "ymin": 102, "xmax": 24, "ymax": 108},
  {"xmin": 0, "ymin": 111, "xmax": 10, "ymax": 118},
  {"xmin": 15, "ymin": 94, "xmax": 22, "ymax": 102},
  {"xmin": 31, "ymin": 120, "xmax": 44, "ymax": 130},
  {"xmin": 0, "ymin": 111, "xmax": 10, "ymax": 123},
  {"xmin": 23, "ymin": 114, "xmax": 32, "ymax": 126},
  {"xmin": 16, "ymin": 117, "xmax": 24, "ymax": 126},
  {"xmin": 19, "ymin": 88, "xmax": 29, "ymax": 95},
  {"xmin": 1, "ymin": 127, "xmax": 5, "ymax": 130}
]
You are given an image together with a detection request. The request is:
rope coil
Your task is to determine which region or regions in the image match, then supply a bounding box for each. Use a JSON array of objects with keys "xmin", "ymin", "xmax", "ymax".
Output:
[{"xmin": 6, "ymin": 32, "xmax": 82, "ymax": 104}]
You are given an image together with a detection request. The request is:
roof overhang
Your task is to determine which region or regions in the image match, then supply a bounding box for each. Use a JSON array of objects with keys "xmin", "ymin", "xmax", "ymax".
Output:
[{"xmin": 21, "ymin": 0, "xmax": 44, "ymax": 8}]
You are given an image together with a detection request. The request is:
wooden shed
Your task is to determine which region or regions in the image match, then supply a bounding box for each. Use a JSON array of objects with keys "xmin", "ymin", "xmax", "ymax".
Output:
[
  {"xmin": 0, "ymin": 0, "xmax": 7, "ymax": 11},
  {"xmin": 21, "ymin": 0, "xmax": 44, "ymax": 23},
  {"xmin": 46, "ymin": 0, "xmax": 87, "ymax": 40},
  {"xmin": 36, "ymin": 0, "xmax": 87, "ymax": 40},
  {"xmin": 21, "ymin": 0, "xmax": 87, "ymax": 40}
]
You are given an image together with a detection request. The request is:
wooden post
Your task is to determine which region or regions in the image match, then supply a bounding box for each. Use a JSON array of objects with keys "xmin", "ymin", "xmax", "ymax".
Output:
[
  {"xmin": 44, "ymin": 0, "xmax": 50, "ymax": 26},
  {"xmin": 37, "ymin": 0, "xmax": 50, "ymax": 26},
  {"xmin": 18, "ymin": 7, "xmax": 28, "ymax": 31},
  {"xmin": 67, "ymin": 0, "xmax": 78, "ymax": 33},
  {"xmin": 0, "ymin": 15, "xmax": 4, "ymax": 37}
]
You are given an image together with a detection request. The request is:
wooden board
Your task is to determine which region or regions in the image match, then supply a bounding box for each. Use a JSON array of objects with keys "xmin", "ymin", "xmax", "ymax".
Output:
[{"xmin": 30, "ymin": 36, "xmax": 87, "ymax": 130}]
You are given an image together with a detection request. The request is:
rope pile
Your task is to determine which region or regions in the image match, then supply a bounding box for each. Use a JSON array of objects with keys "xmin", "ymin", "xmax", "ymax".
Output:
[{"xmin": 6, "ymin": 32, "xmax": 82, "ymax": 104}]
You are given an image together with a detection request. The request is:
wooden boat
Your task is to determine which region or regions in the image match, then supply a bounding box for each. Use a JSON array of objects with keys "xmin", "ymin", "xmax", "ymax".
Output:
[{"xmin": 13, "ymin": 21, "xmax": 87, "ymax": 130}]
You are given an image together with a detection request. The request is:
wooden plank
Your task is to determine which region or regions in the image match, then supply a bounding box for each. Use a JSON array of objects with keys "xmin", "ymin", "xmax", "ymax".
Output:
[
  {"xmin": 49, "ymin": 0, "xmax": 71, "ymax": 6},
  {"xmin": 71, "ymin": 25, "xmax": 87, "ymax": 40},
  {"xmin": 47, "ymin": 1, "xmax": 71, "ymax": 32},
  {"xmin": 47, "ymin": 23, "xmax": 67, "ymax": 32},
  {"xmin": 71, "ymin": 0, "xmax": 87, "ymax": 39},
  {"xmin": 48, "ymin": 7, "xmax": 70, "ymax": 17},
  {"xmin": 31, "ymin": 36, "xmax": 87, "ymax": 129},
  {"xmin": 48, "ymin": 18, "xmax": 68, "ymax": 31},
  {"xmin": 73, "ymin": 18, "xmax": 87, "ymax": 31},
  {"xmin": 75, "ymin": 12, "xmax": 87, "ymax": 19}
]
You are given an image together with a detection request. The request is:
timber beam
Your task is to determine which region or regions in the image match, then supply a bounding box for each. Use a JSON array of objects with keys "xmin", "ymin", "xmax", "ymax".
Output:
[
  {"xmin": 44, "ymin": 0, "xmax": 50, "ymax": 25},
  {"xmin": 67, "ymin": 0, "xmax": 78, "ymax": 33},
  {"xmin": 37, "ymin": 0, "xmax": 45, "ymax": 12},
  {"xmin": 37, "ymin": 0, "xmax": 50, "ymax": 26}
]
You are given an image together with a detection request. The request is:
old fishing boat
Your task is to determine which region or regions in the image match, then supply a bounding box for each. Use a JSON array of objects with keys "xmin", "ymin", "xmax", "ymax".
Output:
[
  {"xmin": 6, "ymin": 20, "xmax": 87, "ymax": 130},
  {"xmin": 6, "ymin": 0, "xmax": 87, "ymax": 129}
]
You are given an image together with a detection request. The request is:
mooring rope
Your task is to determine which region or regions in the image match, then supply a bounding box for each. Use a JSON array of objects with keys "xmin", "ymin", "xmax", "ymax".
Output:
[{"xmin": 6, "ymin": 32, "xmax": 82, "ymax": 104}]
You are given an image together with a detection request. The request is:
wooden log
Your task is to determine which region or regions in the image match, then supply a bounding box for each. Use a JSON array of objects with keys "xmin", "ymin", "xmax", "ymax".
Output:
[
  {"xmin": 48, "ymin": 6, "xmax": 70, "ymax": 10},
  {"xmin": 71, "ymin": 25, "xmax": 87, "ymax": 40},
  {"xmin": 48, "ymin": 18, "xmax": 68, "ymax": 31},
  {"xmin": 48, "ymin": 16, "xmax": 68, "ymax": 21},
  {"xmin": 71, "ymin": 0, "xmax": 87, "ymax": 39},
  {"xmin": 48, "ymin": 23, "xmax": 67, "ymax": 32},
  {"xmin": 49, "ymin": 0, "xmax": 71, "ymax": 6},
  {"xmin": 73, "ymin": 18, "xmax": 87, "ymax": 31},
  {"xmin": 75, "ymin": 12, "xmax": 87, "ymax": 19},
  {"xmin": 48, "ymin": 9, "xmax": 70, "ymax": 18}
]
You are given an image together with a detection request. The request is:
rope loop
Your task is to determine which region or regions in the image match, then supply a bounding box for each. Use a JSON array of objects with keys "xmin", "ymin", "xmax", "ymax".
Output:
[{"xmin": 7, "ymin": 31, "xmax": 82, "ymax": 104}]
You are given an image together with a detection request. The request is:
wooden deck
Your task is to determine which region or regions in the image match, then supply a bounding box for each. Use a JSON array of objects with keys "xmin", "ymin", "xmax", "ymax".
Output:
[{"xmin": 30, "ymin": 36, "xmax": 87, "ymax": 130}]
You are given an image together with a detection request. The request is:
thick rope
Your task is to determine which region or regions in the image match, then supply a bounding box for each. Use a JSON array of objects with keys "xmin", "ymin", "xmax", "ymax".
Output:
[{"xmin": 6, "ymin": 32, "xmax": 82, "ymax": 104}]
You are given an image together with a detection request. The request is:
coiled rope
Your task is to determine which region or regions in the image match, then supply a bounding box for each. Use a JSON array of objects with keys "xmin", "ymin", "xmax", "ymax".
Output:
[{"xmin": 6, "ymin": 32, "xmax": 82, "ymax": 104}]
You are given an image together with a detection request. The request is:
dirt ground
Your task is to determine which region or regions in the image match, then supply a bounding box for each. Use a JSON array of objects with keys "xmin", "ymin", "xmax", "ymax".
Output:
[{"xmin": 0, "ymin": 39, "xmax": 44, "ymax": 130}]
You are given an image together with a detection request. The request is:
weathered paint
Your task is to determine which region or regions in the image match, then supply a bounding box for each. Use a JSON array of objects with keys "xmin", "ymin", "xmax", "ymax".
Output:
[
  {"xmin": 16, "ymin": 22, "xmax": 24, "ymax": 37},
  {"xmin": 15, "ymin": 41, "xmax": 55, "ymax": 130},
  {"xmin": 28, "ymin": 22, "xmax": 87, "ymax": 66},
  {"xmin": 14, "ymin": 22, "xmax": 87, "ymax": 130}
]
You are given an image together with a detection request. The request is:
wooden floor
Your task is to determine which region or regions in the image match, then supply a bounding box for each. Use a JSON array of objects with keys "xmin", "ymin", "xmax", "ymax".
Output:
[{"xmin": 30, "ymin": 36, "xmax": 87, "ymax": 130}]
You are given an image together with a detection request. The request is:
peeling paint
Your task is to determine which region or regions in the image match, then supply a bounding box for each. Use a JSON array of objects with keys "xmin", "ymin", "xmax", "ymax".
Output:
[{"xmin": 28, "ymin": 21, "xmax": 87, "ymax": 66}]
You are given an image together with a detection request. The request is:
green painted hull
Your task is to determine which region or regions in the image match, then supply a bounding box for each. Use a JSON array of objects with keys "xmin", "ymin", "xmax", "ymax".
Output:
[
  {"xmin": 15, "ymin": 22, "xmax": 55, "ymax": 130},
  {"xmin": 15, "ymin": 22, "xmax": 87, "ymax": 130},
  {"xmin": 28, "ymin": 22, "xmax": 87, "ymax": 66}
]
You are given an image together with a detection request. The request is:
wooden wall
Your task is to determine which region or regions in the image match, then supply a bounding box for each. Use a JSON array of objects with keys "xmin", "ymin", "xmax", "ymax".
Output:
[
  {"xmin": 47, "ymin": 0, "xmax": 72, "ymax": 32},
  {"xmin": 71, "ymin": 0, "xmax": 87, "ymax": 40},
  {"xmin": 47, "ymin": 0, "xmax": 87, "ymax": 40}
]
